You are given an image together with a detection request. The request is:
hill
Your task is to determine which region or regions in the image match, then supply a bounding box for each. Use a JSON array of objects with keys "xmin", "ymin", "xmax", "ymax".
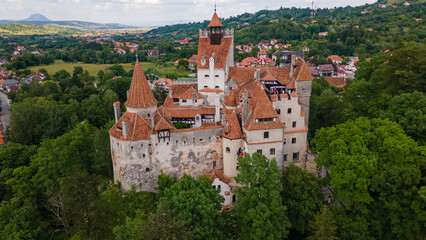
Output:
[
  {"xmin": 0, "ymin": 14, "xmax": 136, "ymax": 30},
  {"xmin": 0, "ymin": 23, "xmax": 85, "ymax": 36},
  {"xmin": 23, "ymin": 14, "xmax": 51, "ymax": 22},
  {"xmin": 145, "ymin": 0, "xmax": 425, "ymax": 58}
]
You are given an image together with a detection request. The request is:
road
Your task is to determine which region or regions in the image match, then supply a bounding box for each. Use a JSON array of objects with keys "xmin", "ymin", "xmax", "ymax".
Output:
[{"xmin": 0, "ymin": 92, "xmax": 10, "ymax": 128}]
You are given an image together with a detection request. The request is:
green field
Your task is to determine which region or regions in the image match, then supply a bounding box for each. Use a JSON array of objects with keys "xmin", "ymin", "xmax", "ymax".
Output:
[{"xmin": 26, "ymin": 60, "xmax": 176, "ymax": 76}]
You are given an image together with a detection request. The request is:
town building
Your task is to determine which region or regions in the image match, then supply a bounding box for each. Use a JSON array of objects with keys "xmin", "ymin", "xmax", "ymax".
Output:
[{"xmin": 109, "ymin": 11, "xmax": 313, "ymax": 204}]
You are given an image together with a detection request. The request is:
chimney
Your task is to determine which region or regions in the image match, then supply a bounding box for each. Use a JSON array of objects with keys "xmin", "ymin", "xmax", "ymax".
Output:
[
  {"xmin": 113, "ymin": 101, "xmax": 121, "ymax": 122},
  {"xmin": 169, "ymin": 87, "xmax": 173, "ymax": 97},
  {"xmin": 290, "ymin": 55, "xmax": 296, "ymax": 76},
  {"xmin": 214, "ymin": 94, "xmax": 221, "ymax": 123},
  {"xmin": 122, "ymin": 121, "xmax": 128, "ymax": 137},
  {"xmin": 254, "ymin": 68, "xmax": 260, "ymax": 81},
  {"xmin": 242, "ymin": 90, "xmax": 249, "ymax": 125},
  {"xmin": 126, "ymin": 90, "xmax": 130, "ymax": 100}
]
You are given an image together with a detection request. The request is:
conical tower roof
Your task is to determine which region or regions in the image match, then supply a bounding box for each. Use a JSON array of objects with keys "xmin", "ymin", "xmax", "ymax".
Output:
[
  {"xmin": 126, "ymin": 60, "xmax": 158, "ymax": 108},
  {"xmin": 208, "ymin": 12, "xmax": 223, "ymax": 28}
]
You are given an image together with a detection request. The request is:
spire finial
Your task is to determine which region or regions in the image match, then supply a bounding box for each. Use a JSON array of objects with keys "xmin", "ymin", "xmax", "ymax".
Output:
[
  {"xmin": 135, "ymin": 53, "xmax": 138, "ymax": 61},
  {"xmin": 214, "ymin": 1, "xmax": 216, "ymax": 13}
]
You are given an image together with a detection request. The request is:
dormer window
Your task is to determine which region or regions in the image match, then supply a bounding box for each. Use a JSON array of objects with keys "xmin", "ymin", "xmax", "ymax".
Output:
[{"xmin": 173, "ymin": 98, "xmax": 179, "ymax": 103}]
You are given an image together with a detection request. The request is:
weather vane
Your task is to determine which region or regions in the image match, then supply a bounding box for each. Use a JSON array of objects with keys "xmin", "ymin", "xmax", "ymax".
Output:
[{"xmin": 214, "ymin": 1, "xmax": 217, "ymax": 13}]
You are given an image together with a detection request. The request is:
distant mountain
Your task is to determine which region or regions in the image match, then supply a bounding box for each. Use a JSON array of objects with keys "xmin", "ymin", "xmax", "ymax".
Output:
[
  {"xmin": 0, "ymin": 14, "xmax": 136, "ymax": 30},
  {"xmin": 23, "ymin": 14, "xmax": 51, "ymax": 22}
]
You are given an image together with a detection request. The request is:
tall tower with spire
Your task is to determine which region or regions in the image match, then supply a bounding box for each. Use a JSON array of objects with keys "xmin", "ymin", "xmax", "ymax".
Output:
[{"xmin": 197, "ymin": 10, "xmax": 234, "ymax": 104}]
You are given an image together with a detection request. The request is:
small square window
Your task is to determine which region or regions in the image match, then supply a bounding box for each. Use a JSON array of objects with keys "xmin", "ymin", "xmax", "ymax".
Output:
[
  {"xmin": 218, "ymin": 185, "xmax": 221, "ymax": 189},
  {"xmin": 284, "ymin": 138, "xmax": 287, "ymax": 145},
  {"xmin": 229, "ymin": 87, "xmax": 232, "ymax": 90},
  {"xmin": 257, "ymin": 149, "xmax": 262, "ymax": 154},
  {"xmin": 264, "ymin": 132, "xmax": 269, "ymax": 139},
  {"xmin": 215, "ymin": 86, "xmax": 220, "ymax": 88},
  {"xmin": 276, "ymin": 109, "xmax": 281, "ymax": 115},
  {"xmin": 292, "ymin": 138, "xmax": 296, "ymax": 144},
  {"xmin": 182, "ymin": 99, "xmax": 187, "ymax": 103},
  {"xmin": 287, "ymin": 108, "xmax": 292, "ymax": 114},
  {"xmin": 173, "ymin": 98, "xmax": 179, "ymax": 103},
  {"xmin": 147, "ymin": 114, "xmax": 150, "ymax": 117},
  {"xmin": 292, "ymin": 121, "xmax": 296, "ymax": 128},
  {"xmin": 293, "ymin": 152, "xmax": 299, "ymax": 160},
  {"xmin": 270, "ymin": 148, "xmax": 275, "ymax": 155},
  {"xmin": 284, "ymin": 154, "xmax": 287, "ymax": 161}
]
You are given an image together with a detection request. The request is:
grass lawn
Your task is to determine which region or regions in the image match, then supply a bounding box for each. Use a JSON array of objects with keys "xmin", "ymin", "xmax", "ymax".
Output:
[{"xmin": 26, "ymin": 60, "xmax": 177, "ymax": 76}]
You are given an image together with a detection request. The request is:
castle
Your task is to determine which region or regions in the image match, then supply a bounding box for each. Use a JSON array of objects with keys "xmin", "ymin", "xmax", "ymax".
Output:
[{"xmin": 109, "ymin": 11, "xmax": 313, "ymax": 203}]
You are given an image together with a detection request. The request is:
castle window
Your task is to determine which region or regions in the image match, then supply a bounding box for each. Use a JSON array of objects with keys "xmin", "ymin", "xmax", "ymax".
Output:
[
  {"xmin": 213, "ymin": 161, "xmax": 216, "ymax": 168},
  {"xmin": 176, "ymin": 140, "xmax": 178, "ymax": 145},
  {"xmin": 215, "ymin": 86, "xmax": 220, "ymax": 88},
  {"xmin": 193, "ymin": 137, "xmax": 195, "ymax": 143},
  {"xmin": 204, "ymin": 85, "xmax": 208, "ymax": 88},
  {"xmin": 226, "ymin": 147, "xmax": 230, "ymax": 153},
  {"xmin": 257, "ymin": 149, "xmax": 262, "ymax": 154},
  {"xmin": 215, "ymin": 75, "xmax": 219, "ymax": 77},
  {"xmin": 204, "ymin": 75, "xmax": 209, "ymax": 77},
  {"xmin": 182, "ymin": 99, "xmax": 187, "ymax": 103},
  {"xmin": 276, "ymin": 109, "xmax": 281, "ymax": 115},
  {"xmin": 287, "ymin": 108, "xmax": 292, "ymax": 114},
  {"xmin": 292, "ymin": 121, "xmax": 296, "ymax": 128},
  {"xmin": 264, "ymin": 131, "xmax": 269, "ymax": 139},
  {"xmin": 293, "ymin": 152, "xmax": 299, "ymax": 160},
  {"xmin": 173, "ymin": 98, "xmax": 179, "ymax": 103},
  {"xmin": 284, "ymin": 138, "xmax": 287, "ymax": 145},
  {"xmin": 292, "ymin": 138, "xmax": 296, "ymax": 144},
  {"xmin": 232, "ymin": 195, "xmax": 237, "ymax": 203},
  {"xmin": 200, "ymin": 138, "xmax": 203, "ymax": 142},
  {"xmin": 217, "ymin": 185, "xmax": 221, "ymax": 190},
  {"xmin": 143, "ymin": 154, "xmax": 146, "ymax": 157},
  {"xmin": 229, "ymin": 87, "xmax": 232, "ymax": 90},
  {"xmin": 146, "ymin": 168, "xmax": 150, "ymax": 172},
  {"xmin": 147, "ymin": 114, "xmax": 150, "ymax": 117},
  {"xmin": 270, "ymin": 148, "xmax": 275, "ymax": 155},
  {"xmin": 284, "ymin": 154, "xmax": 287, "ymax": 161}
]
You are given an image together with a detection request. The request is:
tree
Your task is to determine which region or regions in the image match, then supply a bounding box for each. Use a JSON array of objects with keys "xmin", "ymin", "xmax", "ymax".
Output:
[
  {"xmin": 281, "ymin": 164, "xmax": 323, "ymax": 238},
  {"xmin": 162, "ymin": 174, "xmax": 223, "ymax": 239},
  {"xmin": 233, "ymin": 153, "xmax": 291, "ymax": 240},
  {"xmin": 312, "ymin": 117, "xmax": 425, "ymax": 239},
  {"xmin": 307, "ymin": 206, "xmax": 338, "ymax": 240}
]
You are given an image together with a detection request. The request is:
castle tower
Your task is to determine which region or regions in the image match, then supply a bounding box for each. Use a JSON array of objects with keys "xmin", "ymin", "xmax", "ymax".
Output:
[
  {"xmin": 197, "ymin": 10, "xmax": 234, "ymax": 104},
  {"xmin": 208, "ymin": 11, "xmax": 223, "ymax": 45},
  {"xmin": 126, "ymin": 60, "xmax": 158, "ymax": 118}
]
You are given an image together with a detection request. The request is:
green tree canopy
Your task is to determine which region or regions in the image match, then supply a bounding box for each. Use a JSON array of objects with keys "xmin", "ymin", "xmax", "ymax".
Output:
[{"xmin": 234, "ymin": 153, "xmax": 291, "ymax": 240}]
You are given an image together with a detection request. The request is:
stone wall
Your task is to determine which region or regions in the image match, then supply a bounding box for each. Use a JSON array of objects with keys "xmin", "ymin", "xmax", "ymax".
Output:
[{"xmin": 111, "ymin": 127, "xmax": 224, "ymax": 192}]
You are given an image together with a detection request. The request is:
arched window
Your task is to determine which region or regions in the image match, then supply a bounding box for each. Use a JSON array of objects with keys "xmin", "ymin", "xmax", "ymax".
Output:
[
  {"xmin": 287, "ymin": 108, "xmax": 292, "ymax": 114},
  {"xmin": 226, "ymin": 147, "xmax": 230, "ymax": 153}
]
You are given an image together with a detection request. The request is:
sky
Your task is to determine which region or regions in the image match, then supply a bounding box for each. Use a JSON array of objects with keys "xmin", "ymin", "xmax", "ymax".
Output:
[{"xmin": 0, "ymin": 0, "xmax": 378, "ymax": 26}]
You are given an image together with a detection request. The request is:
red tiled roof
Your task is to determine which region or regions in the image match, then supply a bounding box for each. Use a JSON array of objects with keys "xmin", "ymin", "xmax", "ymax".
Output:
[
  {"xmin": 180, "ymin": 86, "xmax": 203, "ymax": 99},
  {"xmin": 224, "ymin": 89, "xmax": 237, "ymax": 107},
  {"xmin": 222, "ymin": 111, "xmax": 244, "ymax": 139},
  {"xmin": 109, "ymin": 111, "xmax": 152, "ymax": 141},
  {"xmin": 293, "ymin": 58, "xmax": 313, "ymax": 81},
  {"xmin": 197, "ymin": 37, "xmax": 232, "ymax": 69},
  {"xmin": 126, "ymin": 60, "xmax": 158, "ymax": 108},
  {"xmin": 244, "ymin": 90, "xmax": 285, "ymax": 131},
  {"xmin": 205, "ymin": 169, "xmax": 231, "ymax": 184},
  {"xmin": 327, "ymin": 55, "xmax": 343, "ymax": 61},
  {"xmin": 208, "ymin": 12, "xmax": 223, "ymax": 28}
]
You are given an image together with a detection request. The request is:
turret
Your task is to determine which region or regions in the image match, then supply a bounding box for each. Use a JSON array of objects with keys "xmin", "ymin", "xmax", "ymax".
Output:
[
  {"xmin": 208, "ymin": 11, "xmax": 223, "ymax": 45},
  {"xmin": 126, "ymin": 60, "xmax": 158, "ymax": 118}
]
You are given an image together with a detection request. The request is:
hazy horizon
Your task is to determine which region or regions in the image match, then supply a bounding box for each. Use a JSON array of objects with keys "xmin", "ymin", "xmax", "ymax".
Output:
[{"xmin": 0, "ymin": 0, "xmax": 378, "ymax": 27}]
